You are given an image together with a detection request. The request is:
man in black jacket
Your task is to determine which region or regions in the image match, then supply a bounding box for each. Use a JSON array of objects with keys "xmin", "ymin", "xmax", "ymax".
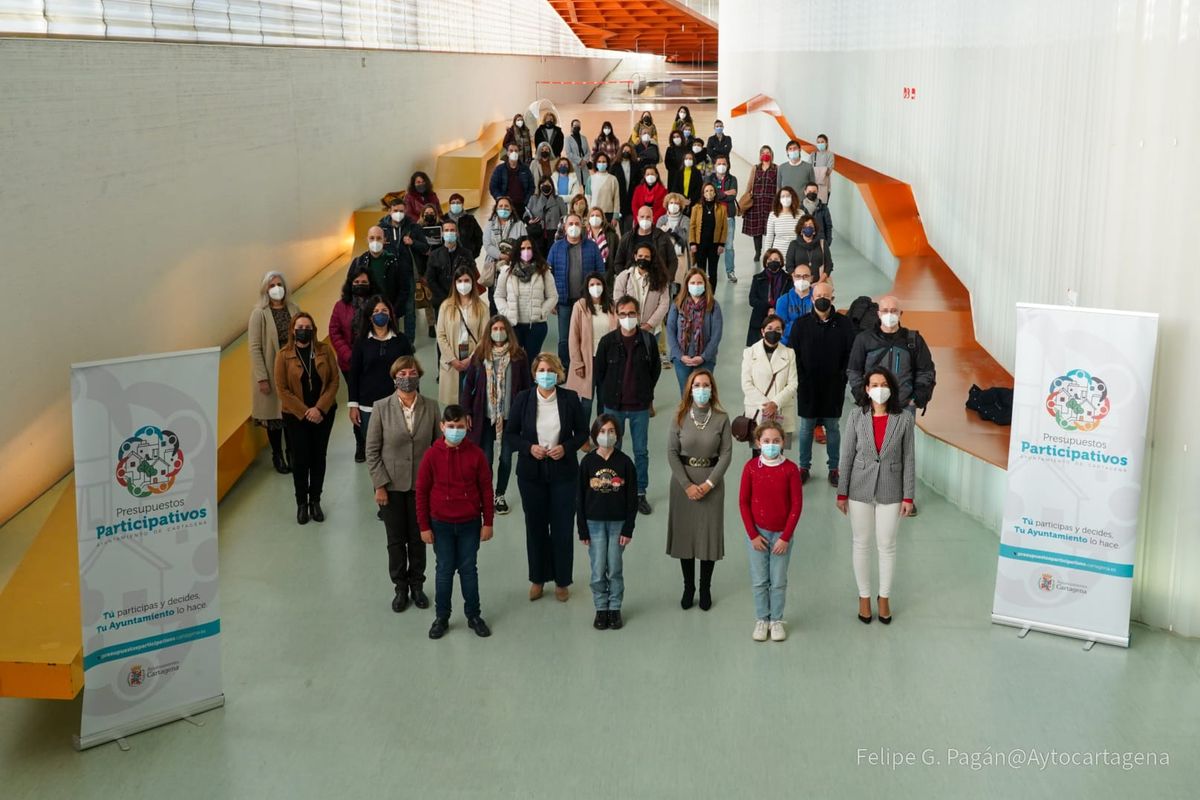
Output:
[
  {"xmin": 611, "ymin": 206, "xmax": 678, "ymax": 284},
  {"xmin": 444, "ymin": 193, "xmax": 483, "ymax": 261},
  {"xmin": 424, "ymin": 219, "xmax": 478, "ymax": 318},
  {"xmin": 594, "ymin": 295, "xmax": 661, "ymax": 515},
  {"xmin": 801, "ymin": 180, "xmax": 835, "ymax": 247},
  {"xmin": 788, "ymin": 282, "xmax": 857, "ymax": 485},
  {"xmin": 379, "ymin": 199, "xmax": 429, "ymax": 342},
  {"xmin": 349, "ymin": 226, "xmax": 403, "ymax": 318}
]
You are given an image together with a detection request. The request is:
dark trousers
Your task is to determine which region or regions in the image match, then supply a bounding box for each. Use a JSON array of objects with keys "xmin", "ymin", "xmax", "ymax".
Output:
[
  {"xmin": 341, "ymin": 370, "xmax": 366, "ymax": 454},
  {"xmin": 381, "ymin": 490, "xmax": 426, "ymax": 590},
  {"xmin": 518, "ymin": 477, "xmax": 575, "ymax": 586},
  {"xmin": 431, "ymin": 519, "xmax": 482, "ymax": 620},
  {"xmin": 514, "ymin": 322, "xmax": 549, "ymax": 360},
  {"xmin": 695, "ymin": 243, "xmax": 720, "ymax": 289},
  {"xmin": 480, "ymin": 419, "xmax": 514, "ymax": 496},
  {"xmin": 284, "ymin": 409, "xmax": 335, "ymax": 504}
]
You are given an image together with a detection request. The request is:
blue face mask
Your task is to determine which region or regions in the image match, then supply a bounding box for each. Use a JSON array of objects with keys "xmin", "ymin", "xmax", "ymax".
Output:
[
  {"xmin": 596, "ymin": 162, "xmax": 608, "ymax": 172},
  {"xmin": 817, "ymin": 142, "xmax": 827, "ymax": 151},
  {"xmin": 443, "ymin": 231, "xmax": 457, "ymax": 244},
  {"xmin": 497, "ymin": 208, "xmax": 511, "ymax": 220},
  {"xmin": 449, "ymin": 202, "xmax": 463, "ymax": 215},
  {"xmin": 557, "ymin": 166, "xmax": 569, "ymax": 174},
  {"xmin": 535, "ymin": 372, "xmax": 558, "ymax": 390},
  {"xmin": 443, "ymin": 427, "xmax": 467, "ymax": 445},
  {"xmin": 760, "ymin": 442, "xmax": 782, "ymax": 459},
  {"xmin": 687, "ymin": 283, "xmax": 705, "ymax": 298},
  {"xmin": 691, "ymin": 386, "xmax": 712, "ymax": 405},
  {"xmin": 372, "ymin": 312, "xmax": 390, "ymax": 327},
  {"xmin": 714, "ymin": 126, "xmax": 724, "ymax": 134}
]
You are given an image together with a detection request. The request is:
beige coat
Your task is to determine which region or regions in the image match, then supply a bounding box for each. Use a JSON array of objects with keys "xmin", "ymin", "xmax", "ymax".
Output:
[
  {"xmin": 365, "ymin": 393, "xmax": 440, "ymax": 492},
  {"xmin": 565, "ymin": 297, "xmax": 618, "ymax": 399},
  {"xmin": 613, "ymin": 266, "xmax": 670, "ymax": 332},
  {"xmin": 248, "ymin": 301, "xmax": 299, "ymax": 421},
  {"xmin": 740, "ymin": 340, "xmax": 799, "ymax": 433},
  {"xmin": 434, "ymin": 296, "xmax": 489, "ymax": 406}
]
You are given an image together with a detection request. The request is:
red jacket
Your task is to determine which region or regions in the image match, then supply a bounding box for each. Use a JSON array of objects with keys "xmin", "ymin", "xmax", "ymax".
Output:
[
  {"xmin": 415, "ymin": 439, "xmax": 495, "ymax": 530},
  {"xmin": 328, "ymin": 300, "xmax": 357, "ymax": 373},
  {"xmin": 631, "ymin": 181, "xmax": 667, "ymax": 222},
  {"xmin": 738, "ymin": 457, "xmax": 803, "ymax": 541},
  {"xmin": 405, "ymin": 189, "xmax": 442, "ymax": 223}
]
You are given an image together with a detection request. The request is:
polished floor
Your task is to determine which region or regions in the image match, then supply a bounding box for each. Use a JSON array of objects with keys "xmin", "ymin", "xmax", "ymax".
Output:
[{"xmin": 3, "ymin": 180, "xmax": 1199, "ymax": 800}]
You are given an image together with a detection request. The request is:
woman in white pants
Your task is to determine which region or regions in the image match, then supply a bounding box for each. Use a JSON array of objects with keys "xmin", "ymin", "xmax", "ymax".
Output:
[{"xmin": 835, "ymin": 368, "xmax": 914, "ymax": 624}]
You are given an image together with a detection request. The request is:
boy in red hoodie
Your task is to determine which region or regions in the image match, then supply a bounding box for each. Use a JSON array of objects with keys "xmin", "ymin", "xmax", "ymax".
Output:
[{"xmin": 416, "ymin": 405, "xmax": 495, "ymax": 639}]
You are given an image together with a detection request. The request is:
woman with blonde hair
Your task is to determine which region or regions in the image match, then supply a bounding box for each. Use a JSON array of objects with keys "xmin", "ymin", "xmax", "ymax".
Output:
[
  {"xmin": 665, "ymin": 369, "xmax": 732, "ymax": 611},
  {"xmin": 434, "ymin": 265, "xmax": 488, "ymax": 406},
  {"xmin": 249, "ymin": 270, "xmax": 299, "ymax": 474}
]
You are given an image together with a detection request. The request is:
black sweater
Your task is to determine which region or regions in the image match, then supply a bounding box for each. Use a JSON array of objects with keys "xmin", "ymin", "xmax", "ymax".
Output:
[
  {"xmin": 576, "ymin": 449, "xmax": 639, "ymax": 539},
  {"xmin": 348, "ymin": 333, "xmax": 414, "ymax": 409}
]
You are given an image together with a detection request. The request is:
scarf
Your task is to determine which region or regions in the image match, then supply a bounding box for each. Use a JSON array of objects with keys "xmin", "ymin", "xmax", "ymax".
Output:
[
  {"xmin": 349, "ymin": 296, "xmax": 370, "ymax": 343},
  {"xmin": 678, "ymin": 297, "xmax": 707, "ymax": 356},
  {"xmin": 511, "ymin": 260, "xmax": 534, "ymax": 282},
  {"xmin": 802, "ymin": 198, "xmax": 819, "ymax": 216},
  {"xmin": 484, "ymin": 343, "xmax": 512, "ymax": 433},
  {"xmin": 765, "ymin": 268, "xmax": 790, "ymax": 307},
  {"xmin": 589, "ymin": 226, "xmax": 608, "ymax": 260}
]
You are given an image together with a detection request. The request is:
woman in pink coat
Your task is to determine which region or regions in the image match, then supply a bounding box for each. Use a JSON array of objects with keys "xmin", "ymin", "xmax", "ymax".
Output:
[{"xmin": 565, "ymin": 272, "xmax": 618, "ymax": 422}]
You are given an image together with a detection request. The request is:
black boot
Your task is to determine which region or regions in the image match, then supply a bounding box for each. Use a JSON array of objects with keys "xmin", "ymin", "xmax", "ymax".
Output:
[
  {"xmin": 680, "ymin": 559, "xmax": 696, "ymax": 610},
  {"xmin": 698, "ymin": 559, "xmax": 715, "ymax": 611},
  {"xmin": 309, "ymin": 499, "xmax": 325, "ymax": 523},
  {"xmin": 296, "ymin": 501, "xmax": 310, "ymax": 525}
]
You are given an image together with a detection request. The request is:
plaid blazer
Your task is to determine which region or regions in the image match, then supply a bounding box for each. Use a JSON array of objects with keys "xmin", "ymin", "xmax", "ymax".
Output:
[{"xmin": 836, "ymin": 409, "xmax": 916, "ymax": 505}]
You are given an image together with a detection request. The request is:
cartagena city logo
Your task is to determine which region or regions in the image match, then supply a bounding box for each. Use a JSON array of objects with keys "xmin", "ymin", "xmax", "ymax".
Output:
[
  {"xmin": 1045, "ymin": 369, "xmax": 1110, "ymax": 432},
  {"xmin": 115, "ymin": 426, "xmax": 185, "ymax": 498},
  {"xmin": 127, "ymin": 663, "xmax": 145, "ymax": 687}
]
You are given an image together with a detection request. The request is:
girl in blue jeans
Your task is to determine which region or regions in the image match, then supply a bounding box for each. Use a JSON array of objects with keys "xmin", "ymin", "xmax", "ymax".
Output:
[
  {"xmin": 576, "ymin": 414, "xmax": 639, "ymax": 631},
  {"xmin": 737, "ymin": 421, "xmax": 803, "ymax": 642}
]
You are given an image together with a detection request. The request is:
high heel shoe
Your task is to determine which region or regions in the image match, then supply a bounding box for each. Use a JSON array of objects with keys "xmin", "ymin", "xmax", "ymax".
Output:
[
  {"xmin": 858, "ymin": 597, "xmax": 872, "ymax": 624},
  {"xmin": 877, "ymin": 595, "xmax": 892, "ymax": 625}
]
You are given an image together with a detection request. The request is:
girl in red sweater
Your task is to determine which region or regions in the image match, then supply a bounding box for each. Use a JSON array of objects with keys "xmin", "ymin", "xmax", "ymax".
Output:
[{"xmin": 738, "ymin": 421, "xmax": 803, "ymax": 642}]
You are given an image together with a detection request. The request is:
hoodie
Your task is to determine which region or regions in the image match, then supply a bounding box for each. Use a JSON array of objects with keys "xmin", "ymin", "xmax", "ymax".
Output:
[{"xmin": 415, "ymin": 438, "xmax": 495, "ymax": 530}]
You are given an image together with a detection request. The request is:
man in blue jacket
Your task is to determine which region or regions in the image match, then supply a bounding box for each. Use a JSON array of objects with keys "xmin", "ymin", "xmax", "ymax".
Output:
[
  {"xmin": 774, "ymin": 260, "xmax": 816, "ymax": 341},
  {"xmin": 545, "ymin": 213, "xmax": 603, "ymax": 370},
  {"xmin": 489, "ymin": 144, "xmax": 535, "ymax": 217}
]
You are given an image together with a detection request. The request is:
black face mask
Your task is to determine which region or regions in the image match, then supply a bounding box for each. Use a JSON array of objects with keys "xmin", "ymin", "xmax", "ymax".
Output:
[
  {"xmin": 541, "ymin": 185, "xmax": 553, "ymax": 195},
  {"xmin": 622, "ymin": 153, "xmax": 633, "ymax": 161},
  {"xmin": 763, "ymin": 330, "xmax": 782, "ymax": 345},
  {"xmin": 351, "ymin": 283, "xmax": 371, "ymax": 297},
  {"xmin": 423, "ymin": 216, "xmax": 436, "ymax": 225},
  {"xmin": 572, "ymin": 125, "xmax": 581, "ymax": 133},
  {"xmin": 634, "ymin": 259, "xmax": 651, "ymax": 269},
  {"xmin": 813, "ymin": 297, "xmax": 833, "ymax": 313},
  {"xmin": 805, "ymin": 192, "xmax": 818, "ymax": 201},
  {"xmin": 766, "ymin": 260, "xmax": 783, "ymax": 272},
  {"xmin": 294, "ymin": 329, "xmax": 314, "ymax": 344}
]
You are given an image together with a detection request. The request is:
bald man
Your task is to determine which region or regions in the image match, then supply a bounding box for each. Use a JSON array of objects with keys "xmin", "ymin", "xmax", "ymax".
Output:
[
  {"xmin": 347, "ymin": 226, "xmax": 403, "ymax": 316},
  {"xmin": 846, "ymin": 294, "xmax": 936, "ymax": 413}
]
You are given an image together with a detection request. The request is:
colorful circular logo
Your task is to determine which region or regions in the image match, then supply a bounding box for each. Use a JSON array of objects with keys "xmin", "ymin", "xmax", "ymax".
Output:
[
  {"xmin": 1045, "ymin": 369, "xmax": 1110, "ymax": 432},
  {"xmin": 115, "ymin": 426, "xmax": 185, "ymax": 498}
]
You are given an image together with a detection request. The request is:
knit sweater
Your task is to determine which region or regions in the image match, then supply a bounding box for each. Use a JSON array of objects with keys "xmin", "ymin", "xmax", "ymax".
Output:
[
  {"xmin": 415, "ymin": 439, "xmax": 495, "ymax": 529},
  {"xmin": 738, "ymin": 456, "xmax": 803, "ymax": 541}
]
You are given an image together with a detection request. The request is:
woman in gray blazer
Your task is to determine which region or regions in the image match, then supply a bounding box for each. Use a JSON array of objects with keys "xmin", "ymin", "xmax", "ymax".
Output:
[
  {"xmin": 365, "ymin": 355, "xmax": 440, "ymax": 613},
  {"xmin": 835, "ymin": 368, "xmax": 915, "ymax": 625}
]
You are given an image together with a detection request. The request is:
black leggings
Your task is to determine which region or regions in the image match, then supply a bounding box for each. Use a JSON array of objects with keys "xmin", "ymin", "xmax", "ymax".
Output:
[
  {"xmin": 284, "ymin": 409, "xmax": 336, "ymax": 504},
  {"xmin": 267, "ymin": 427, "xmax": 286, "ymax": 458},
  {"xmin": 753, "ymin": 234, "xmax": 763, "ymax": 258},
  {"xmin": 680, "ymin": 558, "xmax": 716, "ymax": 587},
  {"xmin": 695, "ymin": 243, "xmax": 720, "ymax": 288}
]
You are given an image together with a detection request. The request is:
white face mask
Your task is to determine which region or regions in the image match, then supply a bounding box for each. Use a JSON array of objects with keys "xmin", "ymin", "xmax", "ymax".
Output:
[
  {"xmin": 588, "ymin": 284, "xmax": 605, "ymax": 299},
  {"xmin": 794, "ymin": 278, "xmax": 811, "ymax": 294},
  {"xmin": 692, "ymin": 144, "xmax": 703, "ymax": 154},
  {"xmin": 603, "ymin": 127, "xmax": 612, "ymax": 135},
  {"xmin": 787, "ymin": 149, "xmax": 801, "ymax": 162},
  {"xmin": 368, "ymin": 240, "xmax": 383, "ymax": 254},
  {"xmin": 641, "ymin": 133, "xmax": 651, "ymax": 143},
  {"xmin": 668, "ymin": 203, "xmax": 681, "ymax": 215},
  {"xmin": 596, "ymin": 432, "xmax": 617, "ymax": 449},
  {"xmin": 880, "ymin": 312, "xmax": 900, "ymax": 328},
  {"xmin": 644, "ymin": 174, "xmax": 657, "ymax": 185},
  {"xmin": 780, "ymin": 195, "xmax": 793, "ymax": 208},
  {"xmin": 715, "ymin": 164, "xmax": 728, "ymax": 175},
  {"xmin": 619, "ymin": 316, "xmax": 639, "ymax": 331},
  {"xmin": 638, "ymin": 218, "xmax": 653, "ymax": 231},
  {"xmin": 868, "ymin": 386, "xmax": 892, "ymax": 405},
  {"xmin": 390, "ymin": 211, "xmax": 403, "ymax": 223},
  {"xmin": 267, "ymin": 285, "xmax": 285, "ymax": 301},
  {"xmin": 515, "ymin": 119, "xmax": 524, "ymax": 128},
  {"xmin": 589, "ymin": 215, "xmax": 603, "ymax": 228},
  {"xmin": 672, "ymin": 138, "xmax": 682, "ymax": 146},
  {"xmin": 456, "ymin": 281, "xmax": 473, "ymax": 296},
  {"xmin": 508, "ymin": 151, "xmax": 519, "ymax": 162},
  {"xmin": 683, "ymin": 159, "xmax": 693, "ymax": 168},
  {"xmin": 566, "ymin": 225, "xmax": 582, "ymax": 239},
  {"xmin": 678, "ymin": 111, "xmax": 687, "ymax": 120}
]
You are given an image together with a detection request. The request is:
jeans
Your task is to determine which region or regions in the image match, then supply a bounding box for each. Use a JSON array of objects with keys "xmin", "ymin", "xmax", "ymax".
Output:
[
  {"xmin": 430, "ymin": 518, "xmax": 482, "ymax": 620},
  {"xmin": 604, "ymin": 407, "xmax": 650, "ymax": 494},
  {"xmin": 672, "ymin": 359, "xmax": 715, "ymax": 392},
  {"xmin": 746, "ymin": 526, "xmax": 793, "ymax": 621},
  {"xmin": 724, "ymin": 215, "xmax": 736, "ymax": 274},
  {"xmin": 479, "ymin": 418, "xmax": 513, "ymax": 496},
  {"xmin": 796, "ymin": 416, "xmax": 842, "ymax": 470},
  {"xmin": 585, "ymin": 519, "xmax": 626, "ymax": 610},
  {"xmin": 380, "ymin": 490, "xmax": 426, "ymax": 590},
  {"xmin": 556, "ymin": 302, "xmax": 574, "ymax": 371},
  {"xmin": 514, "ymin": 321, "xmax": 549, "ymax": 360},
  {"xmin": 517, "ymin": 478, "xmax": 576, "ymax": 586}
]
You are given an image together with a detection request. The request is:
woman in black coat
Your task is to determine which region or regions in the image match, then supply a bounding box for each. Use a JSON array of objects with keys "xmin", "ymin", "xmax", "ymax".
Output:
[
  {"xmin": 505, "ymin": 352, "xmax": 589, "ymax": 602},
  {"xmin": 745, "ymin": 248, "xmax": 792, "ymax": 346}
]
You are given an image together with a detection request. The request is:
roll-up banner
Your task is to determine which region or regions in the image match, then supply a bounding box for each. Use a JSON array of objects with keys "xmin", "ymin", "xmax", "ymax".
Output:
[
  {"xmin": 70, "ymin": 348, "xmax": 224, "ymax": 749},
  {"xmin": 992, "ymin": 304, "xmax": 1158, "ymax": 647}
]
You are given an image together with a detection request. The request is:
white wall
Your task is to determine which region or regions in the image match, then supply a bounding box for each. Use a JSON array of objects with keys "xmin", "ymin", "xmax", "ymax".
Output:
[
  {"xmin": 0, "ymin": 38, "xmax": 615, "ymax": 524},
  {"xmin": 719, "ymin": 0, "xmax": 1200, "ymax": 636}
]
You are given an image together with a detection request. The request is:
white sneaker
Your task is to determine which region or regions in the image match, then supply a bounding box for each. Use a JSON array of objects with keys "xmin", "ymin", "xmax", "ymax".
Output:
[
  {"xmin": 752, "ymin": 620, "xmax": 769, "ymax": 642},
  {"xmin": 770, "ymin": 620, "xmax": 787, "ymax": 642}
]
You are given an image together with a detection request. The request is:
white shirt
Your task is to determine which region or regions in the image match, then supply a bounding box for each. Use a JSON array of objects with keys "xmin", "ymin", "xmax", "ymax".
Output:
[
  {"xmin": 590, "ymin": 304, "xmax": 610, "ymax": 356},
  {"xmin": 400, "ymin": 394, "xmax": 417, "ymax": 431},
  {"xmin": 535, "ymin": 389, "xmax": 561, "ymax": 448}
]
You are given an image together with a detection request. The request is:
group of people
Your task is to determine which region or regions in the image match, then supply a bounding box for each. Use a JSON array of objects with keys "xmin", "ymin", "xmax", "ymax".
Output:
[{"xmin": 246, "ymin": 105, "xmax": 937, "ymax": 642}]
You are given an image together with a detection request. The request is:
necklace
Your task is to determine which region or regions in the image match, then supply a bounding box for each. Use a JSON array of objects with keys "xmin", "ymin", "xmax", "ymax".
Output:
[
  {"xmin": 297, "ymin": 345, "xmax": 314, "ymax": 382},
  {"xmin": 690, "ymin": 406, "xmax": 712, "ymax": 430}
]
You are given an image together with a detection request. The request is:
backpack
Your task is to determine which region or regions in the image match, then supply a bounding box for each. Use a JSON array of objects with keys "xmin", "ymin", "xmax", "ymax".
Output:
[
  {"xmin": 965, "ymin": 384, "xmax": 1013, "ymax": 426},
  {"xmin": 847, "ymin": 295, "xmax": 878, "ymax": 331}
]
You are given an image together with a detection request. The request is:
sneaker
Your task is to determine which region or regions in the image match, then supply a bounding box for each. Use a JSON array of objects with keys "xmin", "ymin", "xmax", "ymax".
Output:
[
  {"xmin": 428, "ymin": 617, "xmax": 449, "ymax": 639},
  {"xmin": 799, "ymin": 468, "xmax": 810, "ymax": 484},
  {"xmin": 494, "ymin": 496, "xmax": 510, "ymax": 515},
  {"xmin": 467, "ymin": 616, "xmax": 492, "ymax": 638},
  {"xmin": 637, "ymin": 496, "xmax": 652, "ymax": 515},
  {"xmin": 770, "ymin": 620, "xmax": 787, "ymax": 642},
  {"xmin": 726, "ymin": 272, "xmax": 738, "ymax": 283},
  {"xmin": 827, "ymin": 469, "xmax": 840, "ymax": 487},
  {"xmin": 752, "ymin": 620, "xmax": 769, "ymax": 642}
]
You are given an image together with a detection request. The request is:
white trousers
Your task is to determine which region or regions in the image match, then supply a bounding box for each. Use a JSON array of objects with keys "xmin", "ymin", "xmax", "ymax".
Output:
[{"xmin": 848, "ymin": 499, "xmax": 901, "ymax": 599}]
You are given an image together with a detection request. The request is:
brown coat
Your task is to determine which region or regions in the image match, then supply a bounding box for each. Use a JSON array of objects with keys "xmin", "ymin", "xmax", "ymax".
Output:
[
  {"xmin": 565, "ymin": 296, "xmax": 618, "ymax": 399},
  {"xmin": 274, "ymin": 342, "xmax": 340, "ymax": 419},
  {"xmin": 688, "ymin": 201, "xmax": 728, "ymax": 247}
]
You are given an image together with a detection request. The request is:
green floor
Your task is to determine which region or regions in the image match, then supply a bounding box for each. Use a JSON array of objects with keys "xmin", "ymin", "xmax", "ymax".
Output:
[{"xmin": 3, "ymin": 230, "xmax": 1197, "ymax": 799}]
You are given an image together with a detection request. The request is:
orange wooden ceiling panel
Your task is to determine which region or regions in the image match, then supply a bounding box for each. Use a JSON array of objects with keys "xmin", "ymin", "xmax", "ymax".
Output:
[{"xmin": 548, "ymin": 0, "xmax": 718, "ymax": 63}]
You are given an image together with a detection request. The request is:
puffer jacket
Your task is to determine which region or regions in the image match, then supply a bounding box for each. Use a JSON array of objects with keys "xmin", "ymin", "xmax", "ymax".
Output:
[{"xmin": 494, "ymin": 265, "xmax": 559, "ymax": 324}]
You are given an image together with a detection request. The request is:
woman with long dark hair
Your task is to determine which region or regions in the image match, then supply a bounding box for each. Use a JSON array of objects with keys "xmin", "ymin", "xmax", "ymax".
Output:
[
  {"xmin": 347, "ymin": 295, "xmax": 414, "ymax": 462},
  {"xmin": 494, "ymin": 235, "xmax": 558, "ymax": 357}
]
